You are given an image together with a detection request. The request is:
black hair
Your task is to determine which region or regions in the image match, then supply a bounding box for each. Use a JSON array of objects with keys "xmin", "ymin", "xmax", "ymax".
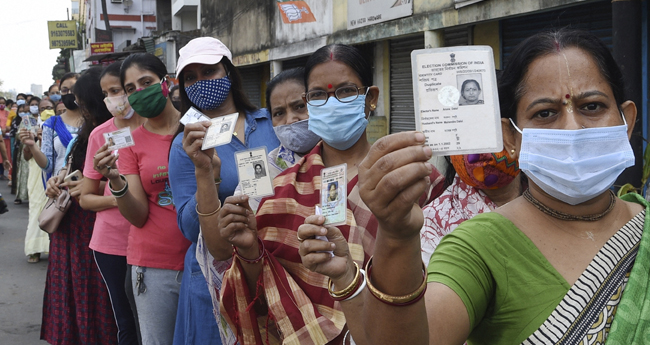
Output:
[
  {"xmin": 169, "ymin": 85, "xmax": 179, "ymax": 97},
  {"xmin": 0, "ymin": 97, "xmax": 5, "ymax": 102},
  {"xmin": 16, "ymin": 93, "xmax": 26, "ymax": 100},
  {"xmin": 175, "ymin": 57, "xmax": 257, "ymax": 138},
  {"xmin": 304, "ymin": 44, "xmax": 372, "ymax": 88},
  {"xmin": 70, "ymin": 67, "xmax": 113, "ymax": 171},
  {"xmin": 461, "ymin": 79, "xmax": 481, "ymax": 93},
  {"xmin": 39, "ymin": 98, "xmax": 54, "ymax": 108},
  {"xmin": 16, "ymin": 104, "xmax": 26, "ymax": 112},
  {"xmin": 119, "ymin": 53, "xmax": 167, "ymax": 87},
  {"xmin": 265, "ymin": 67, "xmax": 305, "ymax": 113},
  {"xmin": 48, "ymin": 84, "xmax": 59, "ymax": 93},
  {"xmin": 100, "ymin": 61, "xmax": 122, "ymax": 80},
  {"xmin": 6, "ymin": 100, "xmax": 13, "ymax": 108},
  {"xmin": 498, "ymin": 28, "xmax": 625, "ymax": 123},
  {"xmin": 29, "ymin": 97, "xmax": 41, "ymax": 106},
  {"xmin": 59, "ymin": 72, "xmax": 81, "ymax": 89}
]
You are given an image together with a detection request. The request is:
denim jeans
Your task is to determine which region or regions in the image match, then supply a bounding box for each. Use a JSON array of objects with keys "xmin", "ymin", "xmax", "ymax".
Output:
[{"xmin": 131, "ymin": 266, "xmax": 182, "ymax": 345}]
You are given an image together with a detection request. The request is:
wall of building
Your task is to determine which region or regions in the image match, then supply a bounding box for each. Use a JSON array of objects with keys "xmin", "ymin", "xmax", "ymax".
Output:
[{"xmin": 86, "ymin": 0, "xmax": 158, "ymax": 52}]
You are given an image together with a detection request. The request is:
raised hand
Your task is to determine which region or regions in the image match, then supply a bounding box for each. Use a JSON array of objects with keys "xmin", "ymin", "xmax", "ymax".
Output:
[
  {"xmin": 218, "ymin": 195, "xmax": 259, "ymax": 258},
  {"xmin": 93, "ymin": 143, "xmax": 120, "ymax": 180},
  {"xmin": 18, "ymin": 128, "xmax": 36, "ymax": 147},
  {"xmin": 298, "ymin": 215, "xmax": 355, "ymax": 285},
  {"xmin": 183, "ymin": 121, "xmax": 221, "ymax": 174},
  {"xmin": 358, "ymin": 132, "xmax": 433, "ymax": 240}
]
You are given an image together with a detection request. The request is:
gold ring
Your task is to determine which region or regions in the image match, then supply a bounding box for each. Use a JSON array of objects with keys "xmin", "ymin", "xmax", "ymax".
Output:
[{"xmin": 297, "ymin": 234, "xmax": 305, "ymax": 242}]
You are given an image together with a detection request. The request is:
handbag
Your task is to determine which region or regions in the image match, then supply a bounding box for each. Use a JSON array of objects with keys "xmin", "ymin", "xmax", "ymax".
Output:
[{"xmin": 38, "ymin": 153, "xmax": 73, "ymax": 234}]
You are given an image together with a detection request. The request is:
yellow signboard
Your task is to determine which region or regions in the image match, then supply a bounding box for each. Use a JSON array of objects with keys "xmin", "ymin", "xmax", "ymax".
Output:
[{"xmin": 48, "ymin": 21, "xmax": 78, "ymax": 49}]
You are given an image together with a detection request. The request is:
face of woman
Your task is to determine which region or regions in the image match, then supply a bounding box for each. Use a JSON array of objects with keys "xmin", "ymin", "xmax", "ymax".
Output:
[
  {"xmin": 329, "ymin": 184, "xmax": 337, "ymax": 199},
  {"xmin": 255, "ymin": 165, "xmax": 262, "ymax": 174},
  {"xmin": 39, "ymin": 100, "xmax": 53, "ymax": 113},
  {"xmin": 270, "ymin": 80, "xmax": 308, "ymax": 127},
  {"xmin": 307, "ymin": 61, "xmax": 365, "ymax": 106},
  {"xmin": 29, "ymin": 99, "xmax": 39, "ymax": 108},
  {"xmin": 183, "ymin": 62, "xmax": 227, "ymax": 87},
  {"xmin": 462, "ymin": 81, "xmax": 480, "ymax": 103},
  {"xmin": 56, "ymin": 103, "xmax": 66, "ymax": 115},
  {"xmin": 514, "ymin": 47, "xmax": 627, "ymax": 132},
  {"xmin": 49, "ymin": 85, "xmax": 60, "ymax": 95},
  {"xmin": 101, "ymin": 74, "xmax": 125, "ymax": 97},
  {"xmin": 60, "ymin": 78, "xmax": 76, "ymax": 96},
  {"xmin": 124, "ymin": 66, "xmax": 162, "ymax": 95}
]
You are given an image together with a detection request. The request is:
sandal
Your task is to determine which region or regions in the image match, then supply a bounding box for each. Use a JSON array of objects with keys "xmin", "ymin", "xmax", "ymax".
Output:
[
  {"xmin": 14, "ymin": 199, "xmax": 21, "ymax": 204},
  {"xmin": 27, "ymin": 253, "xmax": 40, "ymax": 263}
]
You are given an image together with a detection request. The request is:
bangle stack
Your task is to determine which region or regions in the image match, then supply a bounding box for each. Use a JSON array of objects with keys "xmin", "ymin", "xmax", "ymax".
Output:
[
  {"xmin": 214, "ymin": 177, "xmax": 222, "ymax": 186},
  {"xmin": 365, "ymin": 256, "xmax": 427, "ymax": 306},
  {"xmin": 196, "ymin": 199, "xmax": 221, "ymax": 217},
  {"xmin": 328, "ymin": 262, "xmax": 366, "ymax": 302},
  {"xmin": 233, "ymin": 237, "xmax": 265, "ymax": 264},
  {"xmin": 109, "ymin": 174, "xmax": 129, "ymax": 198}
]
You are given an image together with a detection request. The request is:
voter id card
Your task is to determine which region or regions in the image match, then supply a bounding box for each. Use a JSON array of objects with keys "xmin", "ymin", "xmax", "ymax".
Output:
[
  {"xmin": 320, "ymin": 164, "xmax": 347, "ymax": 226},
  {"xmin": 180, "ymin": 106, "xmax": 211, "ymax": 125},
  {"xmin": 103, "ymin": 127, "xmax": 135, "ymax": 151},
  {"xmin": 201, "ymin": 112, "xmax": 238, "ymax": 150},
  {"xmin": 234, "ymin": 147, "xmax": 275, "ymax": 199}
]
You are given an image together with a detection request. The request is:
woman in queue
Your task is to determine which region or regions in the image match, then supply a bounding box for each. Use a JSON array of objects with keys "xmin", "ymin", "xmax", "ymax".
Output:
[
  {"xmin": 168, "ymin": 37, "xmax": 280, "ymax": 345},
  {"xmin": 42, "ymin": 67, "xmax": 117, "ymax": 345},
  {"xmin": 193, "ymin": 66, "xmax": 320, "ymax": 341},
  {"xmin": 204, "ymin": 44, "xmax": 443, "ymax": 344},
  {"xmin": 79, "ymin": 61, "xmax": 144, "ymax": 345},
  {"xmin": 92, "ymin": 53, "xmax": 190, "ymax": 345},
  {"xmin": 303, "ymin": 28, "xmax": 648, "ymax": 344}
]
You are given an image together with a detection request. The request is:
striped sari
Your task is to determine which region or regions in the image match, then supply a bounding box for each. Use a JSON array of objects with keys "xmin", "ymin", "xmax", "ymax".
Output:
[{"xmin": 220, "ymin": 143, "xmax": 444, "ymax": 345}]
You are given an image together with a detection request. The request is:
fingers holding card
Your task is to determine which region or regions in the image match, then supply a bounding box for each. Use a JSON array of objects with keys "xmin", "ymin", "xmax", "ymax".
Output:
[
  {"xmin": 234, "ymin": 147, "xmax": 274, "ymax": 199},
  {"xmin": 103, "ymin": 127, "xmax": 135, "ymax": 151}
]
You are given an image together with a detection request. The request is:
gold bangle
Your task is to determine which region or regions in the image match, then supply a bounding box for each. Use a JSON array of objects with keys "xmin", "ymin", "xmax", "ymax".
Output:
[
  {"xmin": 365, "ymin": 256, "xmax": 427, "ymax": 306},
  {"xmin": 328, "ymin": 262, "xmax": 360, "ymax": 298},
  {"xmin": 195, "ymin": 199, "xmax": 222, "ymax": 217}
]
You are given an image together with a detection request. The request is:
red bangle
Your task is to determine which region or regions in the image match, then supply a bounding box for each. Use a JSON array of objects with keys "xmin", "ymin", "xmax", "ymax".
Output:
[
  {"xmin": 365, "ymin": 256, "xmax": 428, "ymax": 307},
  {"xmin": 233, "ymin": 237, "xmax": 265, "ymax": 264}
]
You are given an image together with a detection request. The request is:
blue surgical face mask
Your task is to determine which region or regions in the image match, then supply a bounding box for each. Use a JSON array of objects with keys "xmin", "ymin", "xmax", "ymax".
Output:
[
  {"xmin": 185, "ymin": 76, "xmax": 231, "ymax": 111},
  {"xmin": 273, "ymin": 119, "xmax": 321, "ymax": 154},
  {"xmin": 510, "ymin": 113, "xmax": 634, "ymax": 205},
  {"xmin": 307, "ymin": 95, "xmax": 368, "ymax": 151},
  {"xmin": 49, "ymin": 94, "xmax": 61, "ymax": 103}
]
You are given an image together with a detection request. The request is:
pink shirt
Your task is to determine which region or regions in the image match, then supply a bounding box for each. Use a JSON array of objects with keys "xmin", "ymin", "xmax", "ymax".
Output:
[
  {"xmin": 119, "ymin": 125, "xmax": 189, "ymax": 271},
  {"xmin": 84, "ymin": 120, "xmax": 131, "ymax": 256}
]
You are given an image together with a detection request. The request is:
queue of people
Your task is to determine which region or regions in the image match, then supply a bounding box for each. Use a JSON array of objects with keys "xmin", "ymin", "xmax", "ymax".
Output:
[{"xmin": 7, "ymin": 26, "xmax": 647, "ymax": 345}]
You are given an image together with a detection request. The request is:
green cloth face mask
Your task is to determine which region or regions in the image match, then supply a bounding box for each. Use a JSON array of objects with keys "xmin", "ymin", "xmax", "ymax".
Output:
[{"xmin": 128, "ymin": 79, "xmax": 169, "ymax": 118}]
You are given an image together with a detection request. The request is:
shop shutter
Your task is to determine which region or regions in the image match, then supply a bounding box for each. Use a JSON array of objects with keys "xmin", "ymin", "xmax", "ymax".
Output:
[
  {"xmin": 501, "ymin": 0, "xmax": 612, "ymax": 67},
  {"xmin": 239, "ymin": 65, "xmax": 263, "ymax": 108},
  {"xmin": 444, "ymin": 26, "xmax": 470, "ymax": 47},
  {"xmin": 389, "ymin": 34, "xmax": 424, "ymax": 133},
  {"xmin": 282, "ymin": 56, "xmax": 310, "ymax": 70}
]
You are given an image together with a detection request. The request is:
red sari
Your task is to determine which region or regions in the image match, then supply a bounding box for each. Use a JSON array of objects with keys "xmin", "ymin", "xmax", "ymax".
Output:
[{"xmin": 221, "ymin": 143, "xmax": 444, "ymax": 344}]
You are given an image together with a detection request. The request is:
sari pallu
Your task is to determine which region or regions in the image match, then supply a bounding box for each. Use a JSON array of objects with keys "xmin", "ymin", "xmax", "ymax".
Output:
[
  {"xmin": 520, "ymin": 193, "xmax": 650, "ymax": 345},
  {"xmin": 220, "ymin": 143, "xmax": 444, "ymax": 345}
]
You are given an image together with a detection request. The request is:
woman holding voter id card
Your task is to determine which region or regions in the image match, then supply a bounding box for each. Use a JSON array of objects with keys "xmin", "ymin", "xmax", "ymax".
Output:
[
  {"xmin": 168, "ymin": 37, "xmax": 280, "ymax": 345},
  {"xmin": 79, "ymin": 61, "xmax": 144, "ymax": 345},
  {"xmin": 92, "ymin": 53, "xmax": 190, "ymax": 345},
  {"xmin": 329, "ymin": 29, "xmax": 650, "ymax": 345},
  {"xmin": 209, "ymin": 44, "xmax": 443, "ymax": 344}
]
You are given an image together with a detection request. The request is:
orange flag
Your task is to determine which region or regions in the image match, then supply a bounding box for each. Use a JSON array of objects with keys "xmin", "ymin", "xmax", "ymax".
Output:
[{"xmin": 277, "ymin": 1, "xmax": 316, "ymax": 23}]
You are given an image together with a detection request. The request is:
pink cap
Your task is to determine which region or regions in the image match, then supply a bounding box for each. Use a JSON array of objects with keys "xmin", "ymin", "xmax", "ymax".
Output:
[{"xmin": 176, "ymin": 37, "xmax": 233, "ymax": 76}]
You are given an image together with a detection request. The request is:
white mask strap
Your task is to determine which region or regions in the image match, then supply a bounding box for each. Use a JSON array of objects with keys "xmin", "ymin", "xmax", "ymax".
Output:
[
  {"xmin": 620, "ymin": 110, "xmax": 628, "ymax": 126},
  {"xmin": 509, "ymin": 118, "xmax": 523, "ymax": 134}
]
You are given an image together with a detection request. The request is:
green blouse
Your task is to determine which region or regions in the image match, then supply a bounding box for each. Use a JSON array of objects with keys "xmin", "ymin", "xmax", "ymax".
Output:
[{"xmin": 427, "ymin": 212, "xmax": 571, "ymax": 344}]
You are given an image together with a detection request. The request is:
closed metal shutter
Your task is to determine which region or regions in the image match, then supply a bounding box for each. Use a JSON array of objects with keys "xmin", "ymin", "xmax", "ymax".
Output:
[
  {"xmin": 444, "ymin": 26, "xmax": 470, "ymax": 47},
  {"xmin": 282, "ymin": 56, "xmax": 310, "ymax": 70},
  {"xmin": 501, "ymin": 0, "xmax": 612, "ymax": 66},
  {"xmin": 239, "ymin": 65, "xmax": 263, "ymax": 108},
  {"xmin": 389, "ymin": 34, "xmax": 424, "ymax": 133}
]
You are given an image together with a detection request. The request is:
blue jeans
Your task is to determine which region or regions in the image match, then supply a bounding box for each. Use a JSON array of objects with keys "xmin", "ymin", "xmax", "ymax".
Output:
[
  {"xmin": 131, "ymin": 266, "xmax": 182, "ymax": 345},
  {"xmin": 94, "ymin": 251, "xmax": 139, "ymax": 345}
]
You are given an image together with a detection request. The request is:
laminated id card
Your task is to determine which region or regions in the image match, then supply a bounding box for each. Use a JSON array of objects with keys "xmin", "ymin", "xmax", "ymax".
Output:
[
  {"xmin": 103, "ymin": 127, "xmax": 135, "ymax": 151},
  {"xmin": 411, "ymin": 46, "xmax": 502, "ymax": 156},
  {"xmin": 234, "ymin": 147, "xmax": 275, "ymax": 199},
  {"xmin": 180, "ymin": 106, "xmax": 211, "ymax": 125},
  {"xmin": 201, "ymin": 112, "xmax": 238, "ymax": 150},
  {"xmin": 320, "ymin": 164, "xmax": 347, "ymax": 226}
]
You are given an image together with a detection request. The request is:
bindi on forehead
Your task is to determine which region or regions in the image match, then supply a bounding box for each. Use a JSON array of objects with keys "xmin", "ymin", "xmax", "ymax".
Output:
[{"xmin": 328, "ymin": 84, "xmax": 333, "ymax": 89}]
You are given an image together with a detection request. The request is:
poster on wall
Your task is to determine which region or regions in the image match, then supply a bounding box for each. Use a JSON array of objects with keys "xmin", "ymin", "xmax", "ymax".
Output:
[
  {"xmin": 277, "ymin": 0, "xmax": 316, "ymax": 23},
  {"xmin": 411, "ymin": 46, "xmax": 502, "ymax": 156},
  {"xmin": 348, "ymin": 0, "xmax": 413, "ymax": 30},
  {"xmin": 48, "ymin": 21, "xmax": 78, "ymax": 49}
]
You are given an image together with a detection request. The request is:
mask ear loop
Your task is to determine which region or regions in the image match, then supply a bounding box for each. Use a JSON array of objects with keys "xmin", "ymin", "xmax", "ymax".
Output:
[
  {"xmin": 509, "ymin": 118, "xmax": 523, "ymax": 134},
  {"xmin": 620, "ymin": 109, "xmax": 628, "ymax": 126}
]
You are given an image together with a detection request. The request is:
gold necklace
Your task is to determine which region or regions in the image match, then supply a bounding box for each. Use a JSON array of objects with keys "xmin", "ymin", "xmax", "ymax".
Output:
[{"xmin": 523, "ymin": 189, "xmax": 616, "ymax": 221}]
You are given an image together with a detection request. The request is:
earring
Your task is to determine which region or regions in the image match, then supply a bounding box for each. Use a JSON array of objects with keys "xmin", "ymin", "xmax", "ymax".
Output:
[
  {"xmin": 510, "ymin": 149, "xmax": 515, "ymax": 155},
  {"xmin": 370, "ymin": 104, "xmax": 377, "ymax": 110}
]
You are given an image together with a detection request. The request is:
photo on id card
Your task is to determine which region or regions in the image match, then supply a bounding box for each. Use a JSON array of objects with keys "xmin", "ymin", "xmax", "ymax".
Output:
[
  {"xmin": 320, "ymin": 164, "xmax": 347, "ymax": 226},
  {"xmin": 103, "ymin": 127, "xmax": 135, "ymax": 151},
  {"xmin": 234, "ymin": 147, "xmax": 274, "ymax": 199},
  {"xmin": 202, "ymin": 112, "xmax": 238, "ymax": 150}
]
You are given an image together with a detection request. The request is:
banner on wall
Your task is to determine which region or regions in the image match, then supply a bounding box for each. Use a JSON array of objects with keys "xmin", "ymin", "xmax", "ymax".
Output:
[
  {"xmin": 277, "ymin": 0, "xmax": 316, "ymax": 23},
  {"xmin": 48, "ymin": 21, "xmax": 78, "ymax": 49},
  {"xmin": 348, "ymin": 0, "xmax": 413, "ymax": 30},
  {"xmin": 90, "ymin": 42, "xmax": 115, "ymax": 65}
]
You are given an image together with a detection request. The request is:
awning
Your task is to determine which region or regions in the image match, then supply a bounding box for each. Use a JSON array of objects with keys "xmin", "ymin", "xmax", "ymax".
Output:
[
  {"xmin": 454, "ymin": 0, "xmax": 488, "ymax": 9},
  {"xmin": 83, "ymin": 51, "xmax": 131, "ymax": 62}
]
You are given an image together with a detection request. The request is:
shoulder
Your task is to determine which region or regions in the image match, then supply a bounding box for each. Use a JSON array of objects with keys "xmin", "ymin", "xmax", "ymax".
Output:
[
  {"xmin": 439, "ymin": 212, "xmax": 520, "ymax": 252},
  {"xmin": 42, "ymin": 115, "xmax": 58, "ymax": 128},
  {"xmin": 248, "ymin": 107, "xmax": 271, "ymax": 121},
  {"xmin": 89, "ymin": 120, "xmax": 114, "ymax": 138},
  {"xmin": 172, "ymin": 131, "xmax": 184, "ymax": 146}
]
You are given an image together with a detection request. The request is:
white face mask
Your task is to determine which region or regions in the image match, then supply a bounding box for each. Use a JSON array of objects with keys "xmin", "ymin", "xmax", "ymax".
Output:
[
  {"xmin": 273, "ymin": 119, "xmax": 321, "ymax": 154},
  {"xmin": 29, "ymin": 105, "xmax": 39, "ymax": 115},
  {"xmin": 510, "ymin": 113, "xmax": 634, "ymax": 205}
]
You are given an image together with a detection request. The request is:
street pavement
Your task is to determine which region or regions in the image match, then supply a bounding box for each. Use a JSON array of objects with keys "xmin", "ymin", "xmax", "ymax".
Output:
[{"xmin": 0, "ymin": 179, "xmax": 49, "ymax": 344}]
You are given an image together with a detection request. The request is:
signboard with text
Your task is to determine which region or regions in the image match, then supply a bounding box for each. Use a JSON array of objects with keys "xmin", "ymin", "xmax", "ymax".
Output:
[
  {"xmin": 348, "ymin": 0, "xmax": 412, "ymax": 30},
  {"xmin": 48, "ymin": 21, "xmax": 78, "ymax": 49},
  {"xmin": 90, "ymin": 42, "xmax": 114, "ymax": 55}
]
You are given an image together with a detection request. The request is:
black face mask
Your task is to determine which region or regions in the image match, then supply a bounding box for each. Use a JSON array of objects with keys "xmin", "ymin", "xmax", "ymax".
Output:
[
  {"xmin": 62, "ymin": 94, "xmax": 78, "ymax": 111},
  {"xmin": 172, "ymin": 100, "xmax": 181, "ymax": 111}
]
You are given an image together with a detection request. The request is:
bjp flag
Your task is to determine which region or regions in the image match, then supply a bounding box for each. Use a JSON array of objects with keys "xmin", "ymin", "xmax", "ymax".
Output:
[{"xmin": 277, "ymin": 1, "xmax": 316, "ymax": 23}]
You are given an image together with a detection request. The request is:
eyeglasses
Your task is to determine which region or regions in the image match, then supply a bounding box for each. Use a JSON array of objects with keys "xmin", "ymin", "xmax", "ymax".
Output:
[{"xmin": 303, "ymin": 85, "xmax": 367, "ymax": 107}]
